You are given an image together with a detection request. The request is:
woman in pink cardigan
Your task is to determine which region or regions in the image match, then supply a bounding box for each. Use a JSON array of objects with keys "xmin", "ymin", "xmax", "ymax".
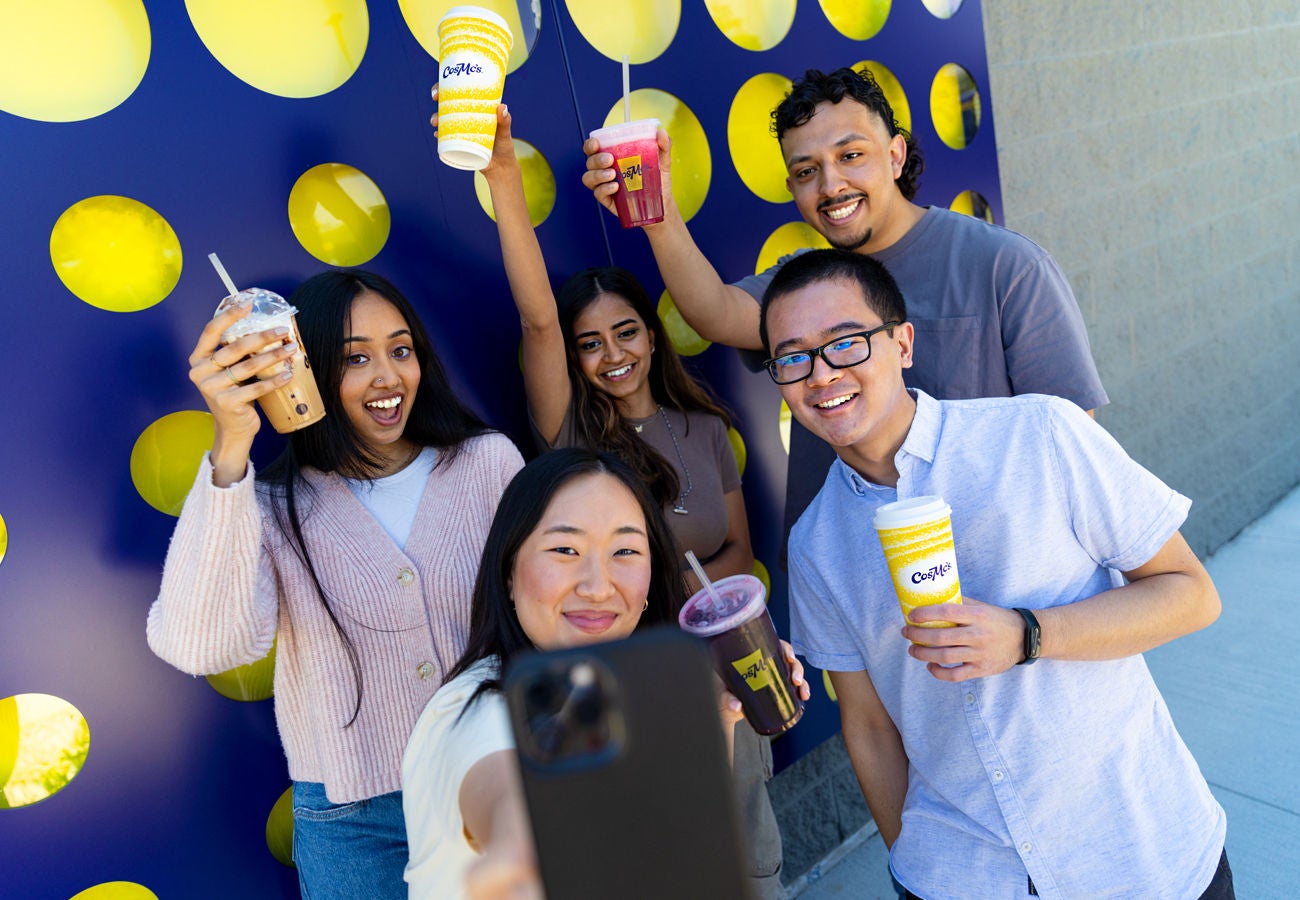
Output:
[{"xmin": 147, "ymin": 270, "xmax": 523, "ymax": 899}]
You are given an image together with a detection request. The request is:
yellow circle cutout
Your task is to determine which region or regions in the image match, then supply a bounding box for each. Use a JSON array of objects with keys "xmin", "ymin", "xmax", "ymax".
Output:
[
  {"xmin": 266, "ymin": 786, "xmax": 295, "ymax": 867},
  {"xmin": 0, "ymin": 512, "xmax": 7, "ymax": 567},
  {"xmin": 705, "ymin": 0, "xmax": 794, "ymax": 51},
  {"xmin": 820, "ymin": 0, "xmax": 890, "ymax": 40},
  {"xmin": 852, "ymin": 59, "xmax": 911, "ymax": 135},
  {"xmin": 473, "ymin": 139, "xmax": 557, "ymax": 226},
  {"xmin": 130, "ymin": 411, "xmax": 216, "ymax": 517},
  {"xmin": 756, "ymin": 222, "xmax": 830, "ymax": 275},
  {"xmin": 728, "ymin": 426, "xmax": 747, "ymax": 478},
  {"xmin": 565, "ymin": 0, "xmax": 678, "ymax": 63},
  {"xmin": 658, "ymin": 291, "xmax": 710, "ymax": 357},
  {"xmin": 288, "ymin": 163, "xmax": 391, "ymax": 267},
  {"xmin": 50, "ymin": 196, "xmax": 183, "ymax": 313},
  {"xmin": 823, "ymin": 669, "xmax": 837, "ymax": 702},
  {"xmin": 0, "ymin": 693, "xmax": 90, "ymax": 809},
  {"xmin": 69, "ymin": 884, "xmax": 159, "ymax": 900},
  {"xmin": 922, "ymin": 0, "xmax": 964, "ymax": 19},
  {"xmin": 0, "ymin": 0, "xmax": 150, "ymax": 122},
  {"xmin": 603, "ymin": 90, "xmax": 710, "ymax": 222},
  {"xmin": 751, "ymin": 558, "xmax": 770, "ymax": 597},
  {"xmin": 930, "ymin": 63, "xmax": 981, "ymax": 150},
  {"xmin": 950, "ymin": 190, "xmax": 993, "ymax": 223},
  {"xmin": 399, "ymin": 0, "xmax": 537, "ymax": 75},
  {"xmin": 778, "ymin": 399, "xmax": 791, "ymax": 455},
  {"xmin": 728, "ymin": 73, "xmax": 792, "ymax": 203},
  {"xmin": 207, "ymin": 639, "xmax": 277, "ymax": 702},
  {"xmin": 185, "ymin": 0, "xmax": 368, "ymax": 98}
]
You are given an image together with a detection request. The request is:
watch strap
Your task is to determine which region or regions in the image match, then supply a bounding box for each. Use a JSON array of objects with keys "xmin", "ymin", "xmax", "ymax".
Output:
[{"xmin": 1013, "ymin": 607, "xmax": 1041, "ymax": 665}]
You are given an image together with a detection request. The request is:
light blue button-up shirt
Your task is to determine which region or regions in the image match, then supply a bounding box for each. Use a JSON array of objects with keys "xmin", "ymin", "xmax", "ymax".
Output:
[{"xmin": 789, "ymin": 391, "xmax": 1225, "ymax": 900}]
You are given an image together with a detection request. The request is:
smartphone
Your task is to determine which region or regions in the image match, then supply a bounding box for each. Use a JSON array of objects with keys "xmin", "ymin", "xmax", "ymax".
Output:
[{"xmin": 503, "ymin": 627, "xmax": 754, "ymax": 900}]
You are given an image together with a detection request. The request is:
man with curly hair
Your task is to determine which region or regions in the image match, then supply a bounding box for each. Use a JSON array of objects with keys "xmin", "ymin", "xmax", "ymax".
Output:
[{"xmin": 583, "ymin": 67, "xmax": 1108, "ymax": 544}]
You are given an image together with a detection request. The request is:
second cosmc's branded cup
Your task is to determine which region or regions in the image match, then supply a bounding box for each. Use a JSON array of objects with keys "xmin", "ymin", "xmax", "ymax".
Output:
[
  {"xmin": 873, "ymin": 495, "xmax": 962, "ymax": 630},
  {"xmin": 678, "ymin": 574, "xmax": 804, "ymax": 736},
  {"xmin": 589, "ymin": 118, "xmax": 664, "ymax": 228},
  {"xmin": 437, "ymin": 5, "xmax": 513, "ymax": 171},
  {"xmin": 215, "ymin": 288, "xmax": 325, "ymax": 434}
]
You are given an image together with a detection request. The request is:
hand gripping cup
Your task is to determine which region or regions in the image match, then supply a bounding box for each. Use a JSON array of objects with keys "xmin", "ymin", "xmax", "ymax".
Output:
[
  {"xmin": 214, "ymin": 288, "xmax": 326, "ymax": 433},
  {"xmin": 678, "ymin": 574, "xmax": 804, "ymax": 736},
  {"xmin": 437, "ymin": 6, "xmax": 513, "ymax": 171},
  {"xmin": 873, "ymin": 496, "xmax": 962, "ymax": 630},
  {"xmin": 589, "ymin": 118, "xmax": 664, "ymax": 228}
]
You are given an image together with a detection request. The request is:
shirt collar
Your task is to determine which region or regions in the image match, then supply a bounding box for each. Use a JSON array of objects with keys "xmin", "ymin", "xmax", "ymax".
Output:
[{"xmin": 832, "ymin": 388, "xmax": 938, "ymax": 495}]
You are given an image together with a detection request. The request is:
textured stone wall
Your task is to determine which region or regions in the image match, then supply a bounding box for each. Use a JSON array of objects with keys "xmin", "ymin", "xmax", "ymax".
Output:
[
  {"xmin": 982, "ymin": 2, "xmax": 1300, "ymax": 556},
  {"xmin": 774, "ymin": 4, "xmax": 1300, "ymax": 887}
]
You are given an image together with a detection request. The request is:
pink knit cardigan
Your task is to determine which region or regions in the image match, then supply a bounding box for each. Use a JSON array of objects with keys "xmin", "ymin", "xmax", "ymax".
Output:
[{"xmin": 147, "ymin": 433, "xmax": 523, "ymax": 802}]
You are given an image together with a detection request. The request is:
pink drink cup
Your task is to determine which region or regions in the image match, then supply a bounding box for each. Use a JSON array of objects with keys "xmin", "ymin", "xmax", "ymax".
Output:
[
  {"xmin": 678, "ymin": 574, "xmax": 804, "ymax": 736},
  {"xmin": 590, "ymin": 119, "xmax": 664, "ymax": 229}
]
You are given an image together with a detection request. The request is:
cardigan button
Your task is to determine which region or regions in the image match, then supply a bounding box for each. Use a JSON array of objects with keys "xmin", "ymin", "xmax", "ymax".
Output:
[
  {"xmin": 397, "ymin": 567, "xmax": 414, "ymax": 586},
  {"xmin": 416, "ymin": 662, "xmax": 434, "ymax": 680}
]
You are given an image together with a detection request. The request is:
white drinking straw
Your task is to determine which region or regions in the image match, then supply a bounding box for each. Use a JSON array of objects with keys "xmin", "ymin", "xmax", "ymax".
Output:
[
  {"xmin": 208, "ymin": 252, "xmax": 239, "ymax": 298},
  {"xmin": 685, "ymin": 550, "xmax": 723, "ymax": 608},
  {"xmin": 621, "ymin": 54, "xmax": 631, "ymax": 123}
]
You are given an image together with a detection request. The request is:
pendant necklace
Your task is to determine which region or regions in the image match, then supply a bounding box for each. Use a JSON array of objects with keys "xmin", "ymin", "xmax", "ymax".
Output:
[{"xmin": 656, "ymin": 405, "xmax": 693, "ymax": 515}]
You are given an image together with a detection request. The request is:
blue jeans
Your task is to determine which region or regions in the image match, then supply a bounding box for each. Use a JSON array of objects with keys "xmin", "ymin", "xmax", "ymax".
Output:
[{"xmin": 292, "ymin": 781, "xmax": 408, "ymax": 899}]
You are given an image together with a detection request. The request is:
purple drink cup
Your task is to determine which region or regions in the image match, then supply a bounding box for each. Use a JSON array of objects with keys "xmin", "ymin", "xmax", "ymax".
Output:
[{"xmin": 678, "ymin": 574, "xmax": 804, "ymax": 736}]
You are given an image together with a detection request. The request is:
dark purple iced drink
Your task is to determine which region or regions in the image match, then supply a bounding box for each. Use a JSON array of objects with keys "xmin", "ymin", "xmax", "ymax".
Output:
[{"xmin": 678, "ymin": 574, "xmax": 804, "ymax": 736}]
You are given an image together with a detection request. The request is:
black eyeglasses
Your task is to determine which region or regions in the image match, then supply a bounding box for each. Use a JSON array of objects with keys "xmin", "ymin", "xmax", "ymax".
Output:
[{"xmin": 763, "ymin": 322, "xmax": 900, "ymax": 385}]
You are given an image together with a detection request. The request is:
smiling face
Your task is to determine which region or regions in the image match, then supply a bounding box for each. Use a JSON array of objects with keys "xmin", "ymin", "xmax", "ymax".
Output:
[
  {"xmin": 510, "ymin": 472, "xmax": 652, "ymax": 651},
  {"xmin": 766, "ymin": 277, "xmax": 916, "ymax": 482},
  {"xmin": 570, "ymin": 293, "xmax": 656, "ymax": 417},
  {"xmin": 782, "ymin": 100, "xmax": 913, "ymax": 254},
  {"xmin": 338, "ymin": 290, "xmax": 422, "ymax": 474}
]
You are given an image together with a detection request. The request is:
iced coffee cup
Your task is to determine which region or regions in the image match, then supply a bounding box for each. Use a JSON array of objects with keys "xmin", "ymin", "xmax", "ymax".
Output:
[
  {"xmin": 873, "ymin": 496, "xmax": 962, "ymax": 629},
  {"xmin": 678, "ymin": 574, "xmax": 804, "ymax": 736},
  {"xmin": 436, "ymin": 6, "xmax": 513, "ymax": 171},
  {"xmin": 589, "ymin": 118, "xmax": 664, "ymax": 228},
  {"xmin": 215, "ymin": 288, "xmax": 325, "ymax": 434}
]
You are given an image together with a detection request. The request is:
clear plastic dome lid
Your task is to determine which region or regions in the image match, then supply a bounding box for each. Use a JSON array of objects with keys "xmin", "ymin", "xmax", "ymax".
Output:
[{"xmin": 214, "ymin": 288, "xmax": 297, "ymax": 342}]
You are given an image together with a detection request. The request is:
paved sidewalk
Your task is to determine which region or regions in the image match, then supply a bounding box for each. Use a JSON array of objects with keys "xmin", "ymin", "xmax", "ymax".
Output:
[{"xmin": 792, "ymin": 485, "xmax": 1300, "ymax": 899}]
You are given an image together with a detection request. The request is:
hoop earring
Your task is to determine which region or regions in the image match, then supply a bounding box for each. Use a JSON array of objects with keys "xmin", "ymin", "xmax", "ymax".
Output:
[{"xmin": 642, "ymin": 599, "xmax": 648, "ymax": 611}]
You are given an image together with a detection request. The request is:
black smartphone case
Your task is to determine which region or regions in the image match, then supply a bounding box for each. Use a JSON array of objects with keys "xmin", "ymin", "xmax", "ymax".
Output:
[{"xmin": 504, "ymin": 627, "xmax": 755, "ymax": 900}]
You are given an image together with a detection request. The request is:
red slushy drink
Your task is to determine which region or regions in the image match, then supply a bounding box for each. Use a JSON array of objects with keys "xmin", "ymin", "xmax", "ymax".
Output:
[
  {"xmin": 678, "ymin": 574, "xmax": 804, "ymax": 736},
  {"xmin": 590, "ymin": 118, "xmax": 664, "ymax": 228}
]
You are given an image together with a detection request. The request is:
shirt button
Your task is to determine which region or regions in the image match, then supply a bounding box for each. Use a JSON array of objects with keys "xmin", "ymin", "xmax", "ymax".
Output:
[
  {"xmin": 965, "ymin": 693, "xmax": 975, "ymax": 704},
  {"xmin": 416, "ymin": 661, "xmax": 434, "ymax": 680},
  {"xmin": 397, "ymin": 567, "xmax": 414, "ymax": 586},
  {"xmin": 1020, "ymin": 842, "xmax": 1033, "ymax": 854},
  {"xmin": 993, "ymin": 770, "xmax": 1004, "ymax": 782}
]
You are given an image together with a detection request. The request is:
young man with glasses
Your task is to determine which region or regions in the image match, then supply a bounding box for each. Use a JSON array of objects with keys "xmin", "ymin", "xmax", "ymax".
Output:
[
  {"xmin": 761, "ymin": 248, "xmax": 1233, "ymax": 900},
  {"xmin": 582, "ymin": 67, "xmax": 1108, "ymax": 544}
]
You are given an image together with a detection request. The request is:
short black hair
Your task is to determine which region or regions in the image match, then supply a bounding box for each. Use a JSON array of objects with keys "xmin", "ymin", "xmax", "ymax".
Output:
[
  {"xmin": 759, "ymin": 249, "xmax": 908, "ymax": 354},
  {"xmin": 773, "ymin": 67, "xmax": 924, "ymax": 201}
]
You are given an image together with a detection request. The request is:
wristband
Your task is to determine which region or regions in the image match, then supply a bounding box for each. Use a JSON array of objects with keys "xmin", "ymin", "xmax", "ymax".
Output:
[{"xmin": 1013, "ymin": 607, "xmax": 1041, "ymax": 665}]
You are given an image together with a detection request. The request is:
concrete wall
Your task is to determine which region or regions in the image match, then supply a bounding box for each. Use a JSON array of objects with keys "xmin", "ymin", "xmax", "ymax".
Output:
[
  {"xmin": 983, "ymin": 1, "xmax": 1300, "ymax": 556},
  {"xmin": 774, "ymin": 4, "xmax": 1300, "ymax": 887}
]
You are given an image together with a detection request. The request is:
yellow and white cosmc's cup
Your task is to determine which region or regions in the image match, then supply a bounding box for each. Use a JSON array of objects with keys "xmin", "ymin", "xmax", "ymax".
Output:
[
  {"xmin": 437, "ymin": 6, "xmax": 513, "ymax": 170},
  {"xmin": 873, "ymin": 496, "xmax": 962, "ymax": 630}
]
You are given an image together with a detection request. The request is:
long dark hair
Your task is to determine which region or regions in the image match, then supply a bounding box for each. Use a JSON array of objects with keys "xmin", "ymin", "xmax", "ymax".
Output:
[
  {"xmin": 443, "ymin": 448, "xmax": 686, "ymax": 707},
  {"xmin": 258, "ymin": 269, "xmax": 491, "ymax": 726},
  {"xmin": 555, "ymin": 267, "xmax": 732, "ymax": 508}
]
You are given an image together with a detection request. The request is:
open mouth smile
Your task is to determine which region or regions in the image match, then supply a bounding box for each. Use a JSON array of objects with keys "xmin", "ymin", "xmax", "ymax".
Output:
[
  {"xmin": 814, "ymin": 392, "xmax": 858, "ymax": 410},
  {"xmin": 601, "ymin": 363, "xmax": 634, "ymax": 381},
  {"xmin": 365, "ymin": 395, "xmax": 403, "ymax": 425},
  {"xmin": 819, "ymin": 196, "xmax": 865, "ymax": 222}
]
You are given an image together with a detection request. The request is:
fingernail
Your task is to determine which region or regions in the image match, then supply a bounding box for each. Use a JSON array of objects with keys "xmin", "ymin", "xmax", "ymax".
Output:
[
  {"xmin": 284, "ymin": 341, "xmax": 298, "ymax": 353},
  {"xmin": 274, "ymin": 327, "xmax": 290, "ymax": 336},
  {"xmin": 501, "ymin": 103, "xmax": 508, "ymax": 116},
  {"xmin": 277, "ymin": 370, "xmax": 293, "ymax": 382}
]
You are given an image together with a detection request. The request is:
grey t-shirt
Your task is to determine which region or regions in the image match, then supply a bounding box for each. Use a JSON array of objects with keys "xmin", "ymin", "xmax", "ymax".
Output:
[{"xmin": 734, "ymin": 205, "xmax": 1109, "ymax": 544}]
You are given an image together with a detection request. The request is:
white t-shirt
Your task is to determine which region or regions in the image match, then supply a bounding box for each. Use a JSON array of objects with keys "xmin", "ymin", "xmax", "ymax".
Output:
[
  {"xmin": 402, "ymin": 657, "xmax": 514, "ymax": 900},
  {"xmin": 343, "ymin": 447, "xmax": 437, "ymax": 549}
]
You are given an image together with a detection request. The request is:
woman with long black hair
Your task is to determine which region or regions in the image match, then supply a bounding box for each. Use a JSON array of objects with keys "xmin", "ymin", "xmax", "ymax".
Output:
[{"xmin": 147, "ymin": 269, "xmax": 523, "ymax": 899}]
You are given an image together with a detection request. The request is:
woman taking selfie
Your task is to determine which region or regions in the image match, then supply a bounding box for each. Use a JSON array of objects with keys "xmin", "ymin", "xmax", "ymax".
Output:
[
  {"xmin": 401, "ymin": 448, "xmax": 809, "ymax": 898},
  {"xmin": 147, "ymin": 269, "xmax": 523, "ymax": 899},
  {"xmin": 451, "ymin": 100, "xmax": 783, "ymax": 897}
]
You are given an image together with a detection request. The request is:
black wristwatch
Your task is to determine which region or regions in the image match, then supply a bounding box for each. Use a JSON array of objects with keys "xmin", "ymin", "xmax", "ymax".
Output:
[{"xmin": 1013, "ymin": 608, "xmax": 1041, "ymax": 665}]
